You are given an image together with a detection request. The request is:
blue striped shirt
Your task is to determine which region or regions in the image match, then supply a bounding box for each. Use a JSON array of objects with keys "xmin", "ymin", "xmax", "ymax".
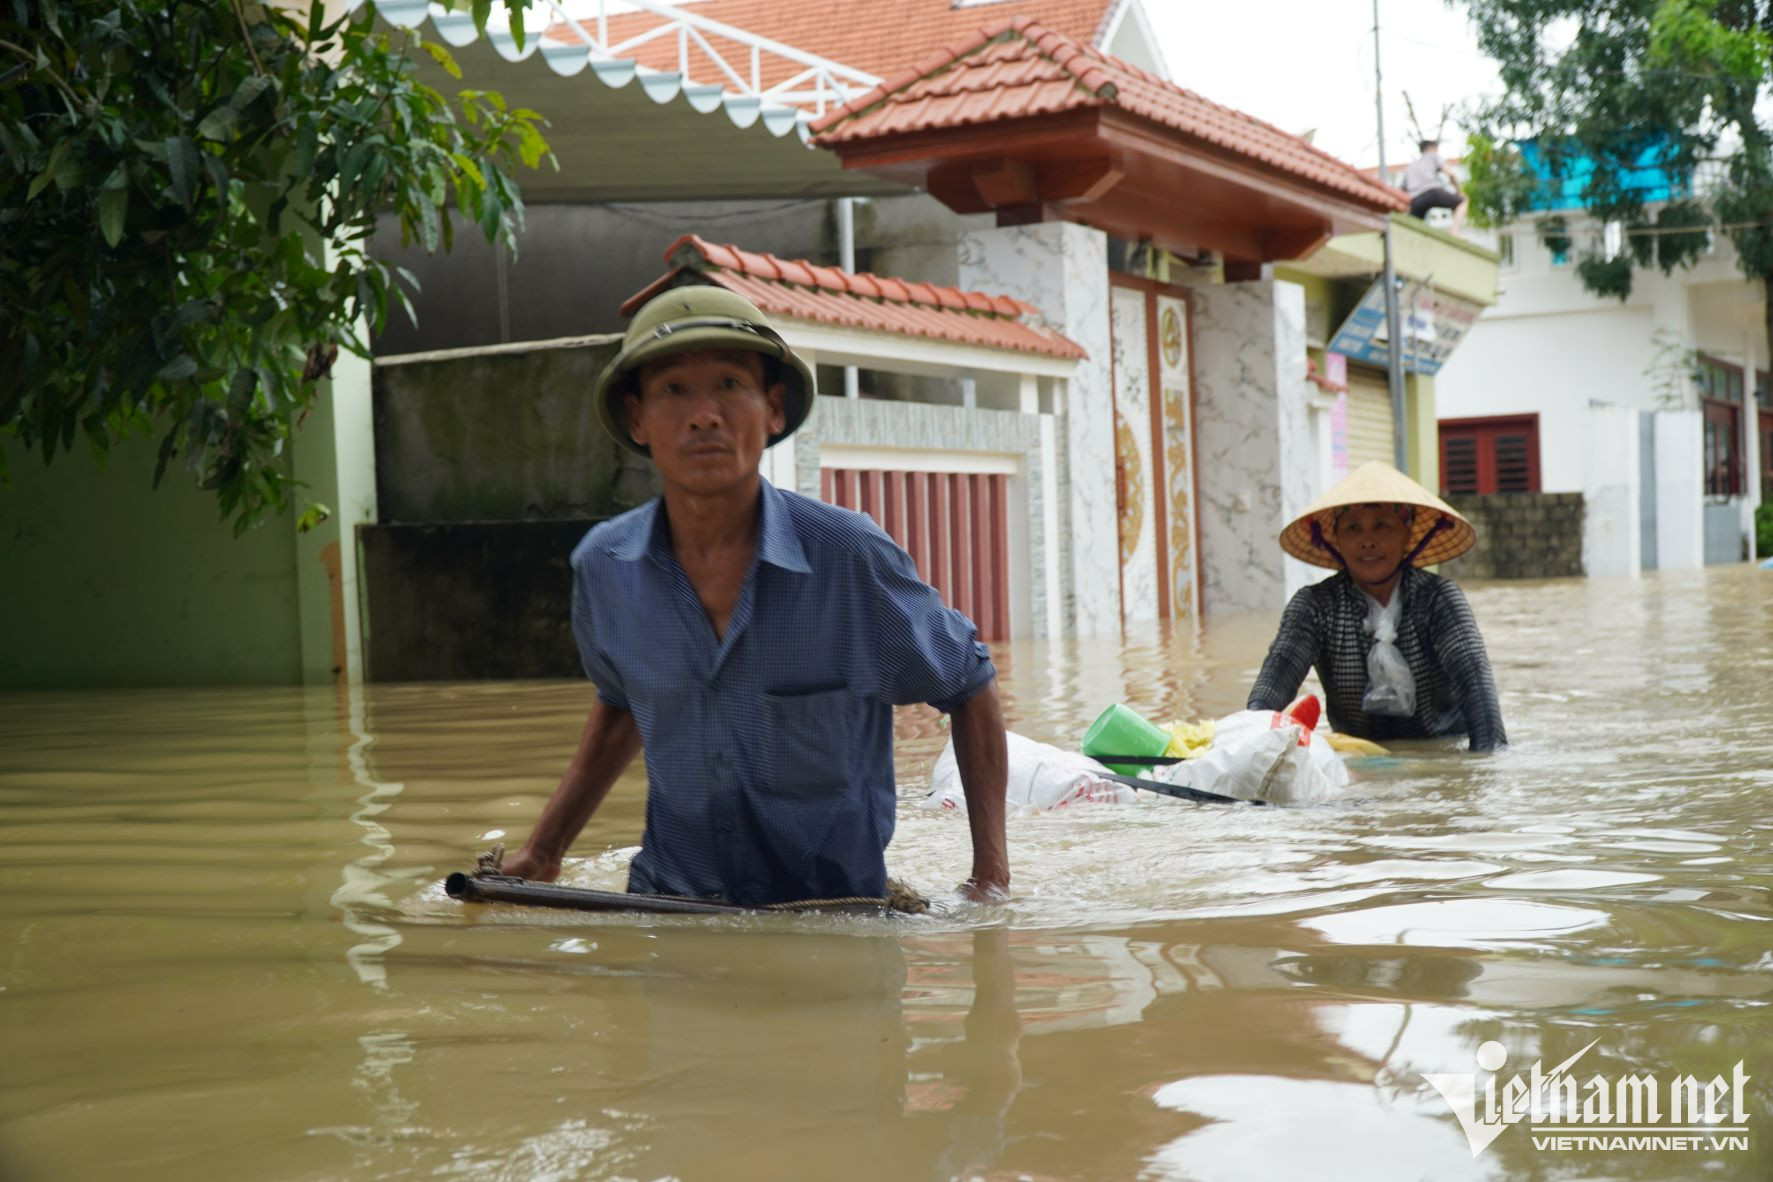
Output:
[{"xmin": 570, "ymin": 479, "xmax": 996, "ymax": 905}]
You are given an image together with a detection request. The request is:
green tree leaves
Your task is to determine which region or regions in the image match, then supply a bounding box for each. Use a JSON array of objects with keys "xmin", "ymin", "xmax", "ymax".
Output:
[
  {"xmin": 0, "ymin": 0, "xmax": 552, "ymax": 530},
  {"xmin": 1463, "ymin": 0, "xmax": 1773, "ymax": 316}
]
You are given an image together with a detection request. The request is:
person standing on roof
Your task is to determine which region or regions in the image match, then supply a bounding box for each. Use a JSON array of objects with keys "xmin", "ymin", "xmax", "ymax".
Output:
[
  {"xmin": 499, "ymin": 285, "xmax": 1011, "ymax": 905},
  {"xmin": 1402, "ymin": 138, "xmax": 1466, "ymax": 232}
]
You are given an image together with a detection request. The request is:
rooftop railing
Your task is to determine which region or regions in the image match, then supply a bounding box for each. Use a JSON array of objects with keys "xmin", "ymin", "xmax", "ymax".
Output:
[{"xmin": 371, "ymin": 0, "xmax": 882, "ymax": 136}]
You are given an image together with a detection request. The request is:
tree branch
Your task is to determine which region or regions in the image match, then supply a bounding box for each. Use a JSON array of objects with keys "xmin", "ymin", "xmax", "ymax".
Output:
[{"xmin": 0, "ymin": 38, "xmax": 87, "ymax": 109}]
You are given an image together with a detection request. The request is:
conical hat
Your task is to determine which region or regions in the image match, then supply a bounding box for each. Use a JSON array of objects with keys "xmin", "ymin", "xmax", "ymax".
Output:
[{"xmin": 1279, "ymin": 461, "xmax": 1476, "ymax": 569}]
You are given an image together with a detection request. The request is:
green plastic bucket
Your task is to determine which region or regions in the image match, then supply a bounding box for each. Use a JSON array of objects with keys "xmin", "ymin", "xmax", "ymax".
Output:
[{"xmin": 1080, "ymin": 703, "xmax": 1170, "ymax": 775}]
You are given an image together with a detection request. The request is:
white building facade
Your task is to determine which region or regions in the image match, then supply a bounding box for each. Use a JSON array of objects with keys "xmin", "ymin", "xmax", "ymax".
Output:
[{"xmin": 1443, "ymin": 216, "xmax": 1768, "ymax": 573}]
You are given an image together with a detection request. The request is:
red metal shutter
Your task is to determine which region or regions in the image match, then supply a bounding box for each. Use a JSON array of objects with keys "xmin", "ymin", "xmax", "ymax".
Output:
[{"xmin": 819, "ymin": 467, "xmax": 1011, "ymax": 641}]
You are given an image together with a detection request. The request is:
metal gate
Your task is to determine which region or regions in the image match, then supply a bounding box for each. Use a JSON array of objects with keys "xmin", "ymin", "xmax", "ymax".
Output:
[{"xmin": 820, "ymin": 468, "xmax": 1011, "ymax": 642}]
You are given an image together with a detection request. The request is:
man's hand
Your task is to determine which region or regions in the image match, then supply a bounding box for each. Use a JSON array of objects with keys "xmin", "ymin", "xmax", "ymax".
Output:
[
  {"xmin": 498, "ymin": 699, "xmax": 641, "ymax": 885},
  {"xmin": 499, "ymin": 845, "xmax": 563, "ymax": 883},
  {"xmin": 950, "ymin": 679, "xmax": 1011, "ymax": 902}
]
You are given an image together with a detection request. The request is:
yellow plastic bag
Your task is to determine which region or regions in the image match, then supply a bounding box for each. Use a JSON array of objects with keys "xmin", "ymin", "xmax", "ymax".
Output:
[
  {"xmin": 1159, "ymin": 719, "xmax": 1216, "ymax": 759},
  {"xmin": 1323, "ymin": 732, "xmax": 1389, "ymax": 756}
]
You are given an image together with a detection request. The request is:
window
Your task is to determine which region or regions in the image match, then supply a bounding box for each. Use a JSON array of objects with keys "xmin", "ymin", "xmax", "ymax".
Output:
[
  {"xmin": 1698, "ymin": 355, "xmax": 1745, "ymax": 403},
  {"xmin": 1496, "ymin": 233, "xmax": 1515, "ymax": 269},
  {"xmin": 1439, "ymin": 415, "xmax": 1541, "ymax": 494},
  {"xmin": 1698, "ymin": 356, "xmax": 1746, "ymax": 496},
  {"xmin": 1756, "ymin": 370, "xmax": 1770, "ymax": 410}
]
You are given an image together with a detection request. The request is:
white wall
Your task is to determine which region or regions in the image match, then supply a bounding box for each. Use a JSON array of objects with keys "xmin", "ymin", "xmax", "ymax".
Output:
[
  {"xmin": 1655, "ymin": 411, "xmax": 1705, "ymax": 570},
  {"xmin": 1437, "ymin": 306, "xmax": 1657, "ymax": 492},
  {"xmin": 1581, "ymin": 403, "xmax": 1641, "ymax": 578}
]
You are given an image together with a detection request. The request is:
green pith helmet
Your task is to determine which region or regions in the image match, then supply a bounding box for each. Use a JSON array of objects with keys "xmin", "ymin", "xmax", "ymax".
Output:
[{"xmin": 594, "ymin": 285, "xmax": 816, "ymax": 457}]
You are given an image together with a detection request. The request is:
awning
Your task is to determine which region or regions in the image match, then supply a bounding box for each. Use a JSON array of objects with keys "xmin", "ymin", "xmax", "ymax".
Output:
[
  {"xmin": 369, "ymin": 2, "xmax": 912, "ymax": 202},
  {"xmin": 812, "ymin": 16, "xmax": 1406, "ymax": 261}
]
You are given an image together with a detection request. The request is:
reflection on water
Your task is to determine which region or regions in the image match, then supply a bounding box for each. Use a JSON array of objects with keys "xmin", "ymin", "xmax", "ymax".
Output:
[{"xmin": 2, "ymin": 567, "xmax": 1771, "ymax": 1180}]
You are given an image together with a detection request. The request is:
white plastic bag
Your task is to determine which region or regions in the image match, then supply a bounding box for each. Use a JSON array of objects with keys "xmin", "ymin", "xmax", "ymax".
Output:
[
  {"xmin": 1361, "ymin": 592, "xmax": 1417, "ymax": 717},
  {"xmin": 921, "ymin": 730, "xmax": 1138, "ymax": 815},
  {"xmin": 1155, "ymin": 707, "xmax": 1349, "ymax": 806}
]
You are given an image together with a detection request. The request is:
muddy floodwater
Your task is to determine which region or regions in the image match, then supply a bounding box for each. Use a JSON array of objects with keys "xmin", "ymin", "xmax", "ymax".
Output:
[{"xmin": 3, "ymin": 567, "xmax": 1771, "ymax": 1181}]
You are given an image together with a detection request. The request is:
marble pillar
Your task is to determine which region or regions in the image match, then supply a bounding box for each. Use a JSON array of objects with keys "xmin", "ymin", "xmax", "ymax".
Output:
[
  {"xmin": 1191, "ymin": 279, "xmax": 1314, "ymax": 613},
  {"xmin": 959, "ymin": 222, "xmax": 1117, "ymax": 636}
]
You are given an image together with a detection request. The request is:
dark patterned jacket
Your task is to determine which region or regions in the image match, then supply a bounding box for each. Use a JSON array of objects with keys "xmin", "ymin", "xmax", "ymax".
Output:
[{"xmin": 1247, "ymin": 566, "xmax": 1507, "ymax": 751}]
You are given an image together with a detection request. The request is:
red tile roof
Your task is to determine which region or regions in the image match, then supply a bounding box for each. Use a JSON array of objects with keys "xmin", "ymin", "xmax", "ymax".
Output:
[
  {"xmin": 811, "ymin": 17, "xmax": 1408, "ymax": 212},
  {"xmin": 622, "ymin": 235, "xmax": 1087, "ymax": 360},
  {"xmin": 559, "ymin": 0, "xmax": 1117, "ymax": 93}
]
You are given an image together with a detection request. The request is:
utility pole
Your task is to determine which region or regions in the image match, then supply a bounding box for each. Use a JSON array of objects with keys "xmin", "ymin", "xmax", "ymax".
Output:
[
  {"xmin": 837, "ymin": 197, "xmax": 860, "ymax": 399},
  {"xmin": 1372, "ymin": 0, "xmax": 1408, "ymax": 471}
]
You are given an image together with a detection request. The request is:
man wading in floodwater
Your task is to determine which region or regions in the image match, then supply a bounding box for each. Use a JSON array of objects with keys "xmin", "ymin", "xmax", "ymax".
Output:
[{"xmin": 500, "ymin": 287, "xmax": 1012, "ymax": 905}]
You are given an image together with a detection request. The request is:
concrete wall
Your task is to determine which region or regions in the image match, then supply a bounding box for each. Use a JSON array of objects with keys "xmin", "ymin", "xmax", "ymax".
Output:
[
  {"xmin": 360, "ymin": 519, "xmax": 598, "ymax": 681},
  {"xmin": 1655, "ymin": 410, "xmax": 1705, "ymax": 570},
  {"xmin": 373, "ymin": 335, "xmax": 650, "ymax": 522},
  {"xmin": 371, "ymin": 194, "xmax": 988, "ymax": 355},
  {"xmin": 1582, "ymin": 402, "xmax": 1641, "ymax": 578},
  {"xmin": 1442, "ymin": 492, "xmax": 1585, "ymax": 579},
  {"xmin": 362, "ymin": 337, "xmax": 660, "ymax": 680}
]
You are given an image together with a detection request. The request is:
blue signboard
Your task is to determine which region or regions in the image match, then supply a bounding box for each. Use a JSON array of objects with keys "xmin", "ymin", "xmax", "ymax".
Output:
[{"xmin": 1325, "ymin": 278, "xmax": 1481, "ymax": 377}]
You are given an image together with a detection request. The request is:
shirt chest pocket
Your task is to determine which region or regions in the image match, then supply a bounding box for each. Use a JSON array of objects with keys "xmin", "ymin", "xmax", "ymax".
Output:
[{"xmin": 763, "ymin": 687, "xmax": 852, "ymax": 798}]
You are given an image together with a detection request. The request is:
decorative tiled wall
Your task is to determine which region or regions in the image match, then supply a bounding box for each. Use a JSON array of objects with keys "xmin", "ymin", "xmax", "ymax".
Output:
[
  {"xmin": 959, "ymin": 222, "xmax": 1117, "ymax": 637},
  {"xmin": 1110, "ymin": 285, "xmax": 1160, "ymax": 621}
]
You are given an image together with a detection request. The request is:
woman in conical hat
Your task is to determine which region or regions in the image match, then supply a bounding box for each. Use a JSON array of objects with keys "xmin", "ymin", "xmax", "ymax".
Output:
[{"xmin": 1248, "ymin": 462, "xmax": 1507, "ymax": 751}]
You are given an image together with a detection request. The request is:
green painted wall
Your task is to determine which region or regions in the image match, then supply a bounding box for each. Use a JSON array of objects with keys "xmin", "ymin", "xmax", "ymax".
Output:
[{"xmin": 1, "ymin": 436, "xmax": 305, "ymax": 688}]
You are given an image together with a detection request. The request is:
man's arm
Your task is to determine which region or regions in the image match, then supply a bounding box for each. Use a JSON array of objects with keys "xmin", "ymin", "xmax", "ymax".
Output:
[
  {"xmin": 501, "ymin": 698, "xmax": 643, "ymax": 882},
  {"xmin": 1438, "ymin": 153, "xmax": 1462, "ymax": 193},
  {"xmin": 949, "ymin": 679, "xmax": 1010, "ymax": 900}
]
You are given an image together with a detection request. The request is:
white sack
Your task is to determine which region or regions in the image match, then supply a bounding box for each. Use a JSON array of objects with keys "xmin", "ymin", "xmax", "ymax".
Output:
[
  {"xmin": 921, "ymin": 730, "xmax": 1138, "ymax": 815},
  {"xmin": 1154, "ymin": 709, "xmax": 1348, "ymax": 806}
]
